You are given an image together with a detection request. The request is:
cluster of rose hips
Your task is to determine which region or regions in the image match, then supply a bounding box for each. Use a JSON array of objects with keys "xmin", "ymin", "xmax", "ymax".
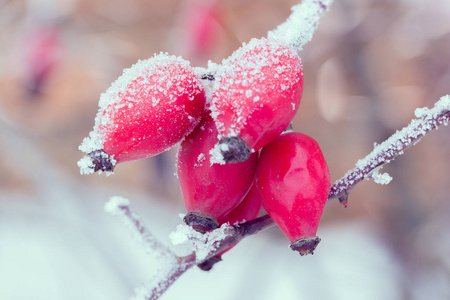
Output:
[{"xmin": 78, "ymin": 37, "xmax": 331, "ymax": 262}]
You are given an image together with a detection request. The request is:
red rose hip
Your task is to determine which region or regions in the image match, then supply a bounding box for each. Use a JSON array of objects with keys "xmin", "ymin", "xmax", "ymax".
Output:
[
  {"xmin": 177, "ymin": 113, "xmax": 258, "ymax": 232},
  {"xmin": 210, "ymin": 38, "xmax": 303, "ymax": 163},
  {"xmin": 256, "ymin": 132, "xmax": 330, "ymax": 255},
  {"xmin": 78, "ymin": 53, "xmax": 206, "ymax": 174}
]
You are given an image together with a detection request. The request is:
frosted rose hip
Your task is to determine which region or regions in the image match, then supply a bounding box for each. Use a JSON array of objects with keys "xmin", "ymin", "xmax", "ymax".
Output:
[
  {"xmin": 78, "ymin": 53, "xmax": 206, "ymax": 174},
  {"xmin": 256, "ymin": 132, "xmax": 330, "ymax": 255},
  {"xmin": 210, "ymin": 38, "xmax": 303, "ymax": 163}
]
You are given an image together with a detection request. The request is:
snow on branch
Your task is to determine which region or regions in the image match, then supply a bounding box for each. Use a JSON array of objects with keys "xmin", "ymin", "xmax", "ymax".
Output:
[
  {"xmin": 328, "ymin": 95, "xmax": 450, "ymax": 206},
  {"xmin": 268, "ymin": 0, "xmax": 334, "ymax": 51},
  {"xmin": 124, "ymin": 211, "xmax": 275, "ymax": 300}
]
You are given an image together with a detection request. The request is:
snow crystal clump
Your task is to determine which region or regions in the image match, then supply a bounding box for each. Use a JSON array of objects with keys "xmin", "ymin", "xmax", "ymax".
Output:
[
  {"xmin": 104, "ymin": 196, "xmax": 130, "ymax": 215},
  {"xmin": 77, "ymin": 156, "xmax": 95, "ymax": 175},
  {"xmin": 170, "ymin": 223, "xmax": 232, "ymax": 262},
  {"xmin": 415, "ymin": 94, "xmax": 450, "ymax": 120},
  {"xmin": 209, "ymin": 142, "xmax": 226, "ymax": 165},
  {"xmin": 371, "ymin": 169, "xmax": 393, "ymax": 185},
  {"xmin": 169, "ymin": 224, "xmax": 194, "ymax": 246}
]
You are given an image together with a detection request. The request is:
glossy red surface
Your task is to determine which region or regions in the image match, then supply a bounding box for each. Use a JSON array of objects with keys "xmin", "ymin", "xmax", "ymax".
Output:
[
  {"xmin": 177, "ymin": 114, "xmax": 258, "ymax": 220},
  {"xmin": 216, "ymin": 180, "xmax": 263, "ymax": 256},
  {"xmin": 256, "ymin": 132, "xmax": 330, "ymax": 242},
  {"xmin": 218, "ymin": 180, "xmax": 263, "ymax": 225}
]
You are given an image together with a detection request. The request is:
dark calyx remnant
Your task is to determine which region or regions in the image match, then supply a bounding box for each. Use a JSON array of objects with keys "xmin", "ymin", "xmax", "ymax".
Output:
[
  {"xmin": 219, "ymin": 136, "xmax": 251, "ymax": 163},
  {"xmin": 290, "ymin": 236, "xmax": 321, "ymax": 256},
  {"xmin": 89, "ymin": 150, "xmax": 115, "ymax": 172},
  {"xmin": 201, "ymin": 73, "xmax": 215, "ymax": 81},
  {"xmin": 183, "ymin": 211, "xmax": 220, "ymax": 234},
  {"xmin": 197, "ymin": 255, "xmax": 222, "ymax": 272}
]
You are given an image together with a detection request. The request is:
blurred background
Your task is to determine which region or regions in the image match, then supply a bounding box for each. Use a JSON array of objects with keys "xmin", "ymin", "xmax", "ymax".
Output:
[{"xmin": 1, "ymin": 0, "xmax": 449, "ymax": 299}]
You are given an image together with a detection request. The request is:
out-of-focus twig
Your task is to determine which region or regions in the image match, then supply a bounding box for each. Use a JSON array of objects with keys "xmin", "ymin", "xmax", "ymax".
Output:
[
  {"xmin": 106, "ymin": 198, "xmax": 274, "ymax": 300},
  {"xmin": 268, "ymin": 0, "xmax": 334, "ymax": 51}
]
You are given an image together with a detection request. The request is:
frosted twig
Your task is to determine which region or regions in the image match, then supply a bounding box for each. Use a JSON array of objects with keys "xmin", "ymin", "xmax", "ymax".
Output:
[
  {"xmin": 268, "ymin": 0, "xmax": 334, "ymax": 52},
  {"xmin": 171, "ymin": 215, "xmax": 275, "ymax": 262},
  {"xmin": 132, "ymin": 215, "xmax": 275, "ymax": 300},
  {"xmin": 105, "ymin": 197, "xmax": 274, "ymax": 300},
  {"xmin": 105, "ymin": 196, "xmax": 175, "ymax": 257},
  {"xmin": 328, "ymin": 95, "xmax": 450, "ymax": 205}
]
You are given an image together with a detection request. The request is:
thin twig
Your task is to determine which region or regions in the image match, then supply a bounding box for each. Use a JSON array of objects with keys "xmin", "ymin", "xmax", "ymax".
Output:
[{"xmin": 328, "ymin": 95, "xmax": 450, "ymax": 205}]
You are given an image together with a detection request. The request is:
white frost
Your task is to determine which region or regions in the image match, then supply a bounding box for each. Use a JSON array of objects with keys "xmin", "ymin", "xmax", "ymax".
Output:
[
  {"xmin": 268, "ymin": 0, "xmax": 334, "ymax": 52},
  {"xmin": 415, "ymin": 94, "xmax": 450, "ymax": 120},
  {"xmin": 77, "ymin": 156, "xmax": 95, "ymax": 175},
  {"xmin": 104, "ymin": 196, "xmax": 130, "ymax": 215},
  {"xmin": 209, "ymin": 142, "xmax": 226, "ymax": 165},
  {"xmin": 170, "ymin": 223, "xmax": 232, "ymax": 262},
  {"xmin": 371, "ymin": 169, "xmax": 393, "ymax": 185}
]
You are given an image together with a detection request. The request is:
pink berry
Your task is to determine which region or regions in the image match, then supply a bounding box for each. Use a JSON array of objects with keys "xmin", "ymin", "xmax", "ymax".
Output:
[
  {"xmin": 217, "ymin": 180, "xmax": 262, "ymax": 226},
  {"xmin": 177, "ymin": 113, "xmax": 258, "ymax": 232},
  {"xmin": 255, "ymin": 132, "xmax": 330, "ymax": 255},
  {"xmin": 78, "ymin": 53, "xmax": 206, "ymax": 174},
  {"xmin": 210, "ymin": 38, "xmax": 303, "ymax": 163}
]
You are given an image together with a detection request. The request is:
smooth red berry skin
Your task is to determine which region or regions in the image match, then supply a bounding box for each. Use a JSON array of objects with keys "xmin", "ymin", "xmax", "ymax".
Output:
[
  {"xmin": 217, "ymin": 180, "xmax": 262, "ymax": 226},
  {"xmin": 79, "ymin": 54, "xmax": 206, "ymax": 172},
  {"xmin": 211, "ymin": 38, "xmax": 303, "ymax": 155},
  {"xmin": 255, "ymin": 132, "xmax": 331, "ymax": 242},
  {"xmin": 177, "ymin": 114, "xmax": 258, "ymax": 221}
]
